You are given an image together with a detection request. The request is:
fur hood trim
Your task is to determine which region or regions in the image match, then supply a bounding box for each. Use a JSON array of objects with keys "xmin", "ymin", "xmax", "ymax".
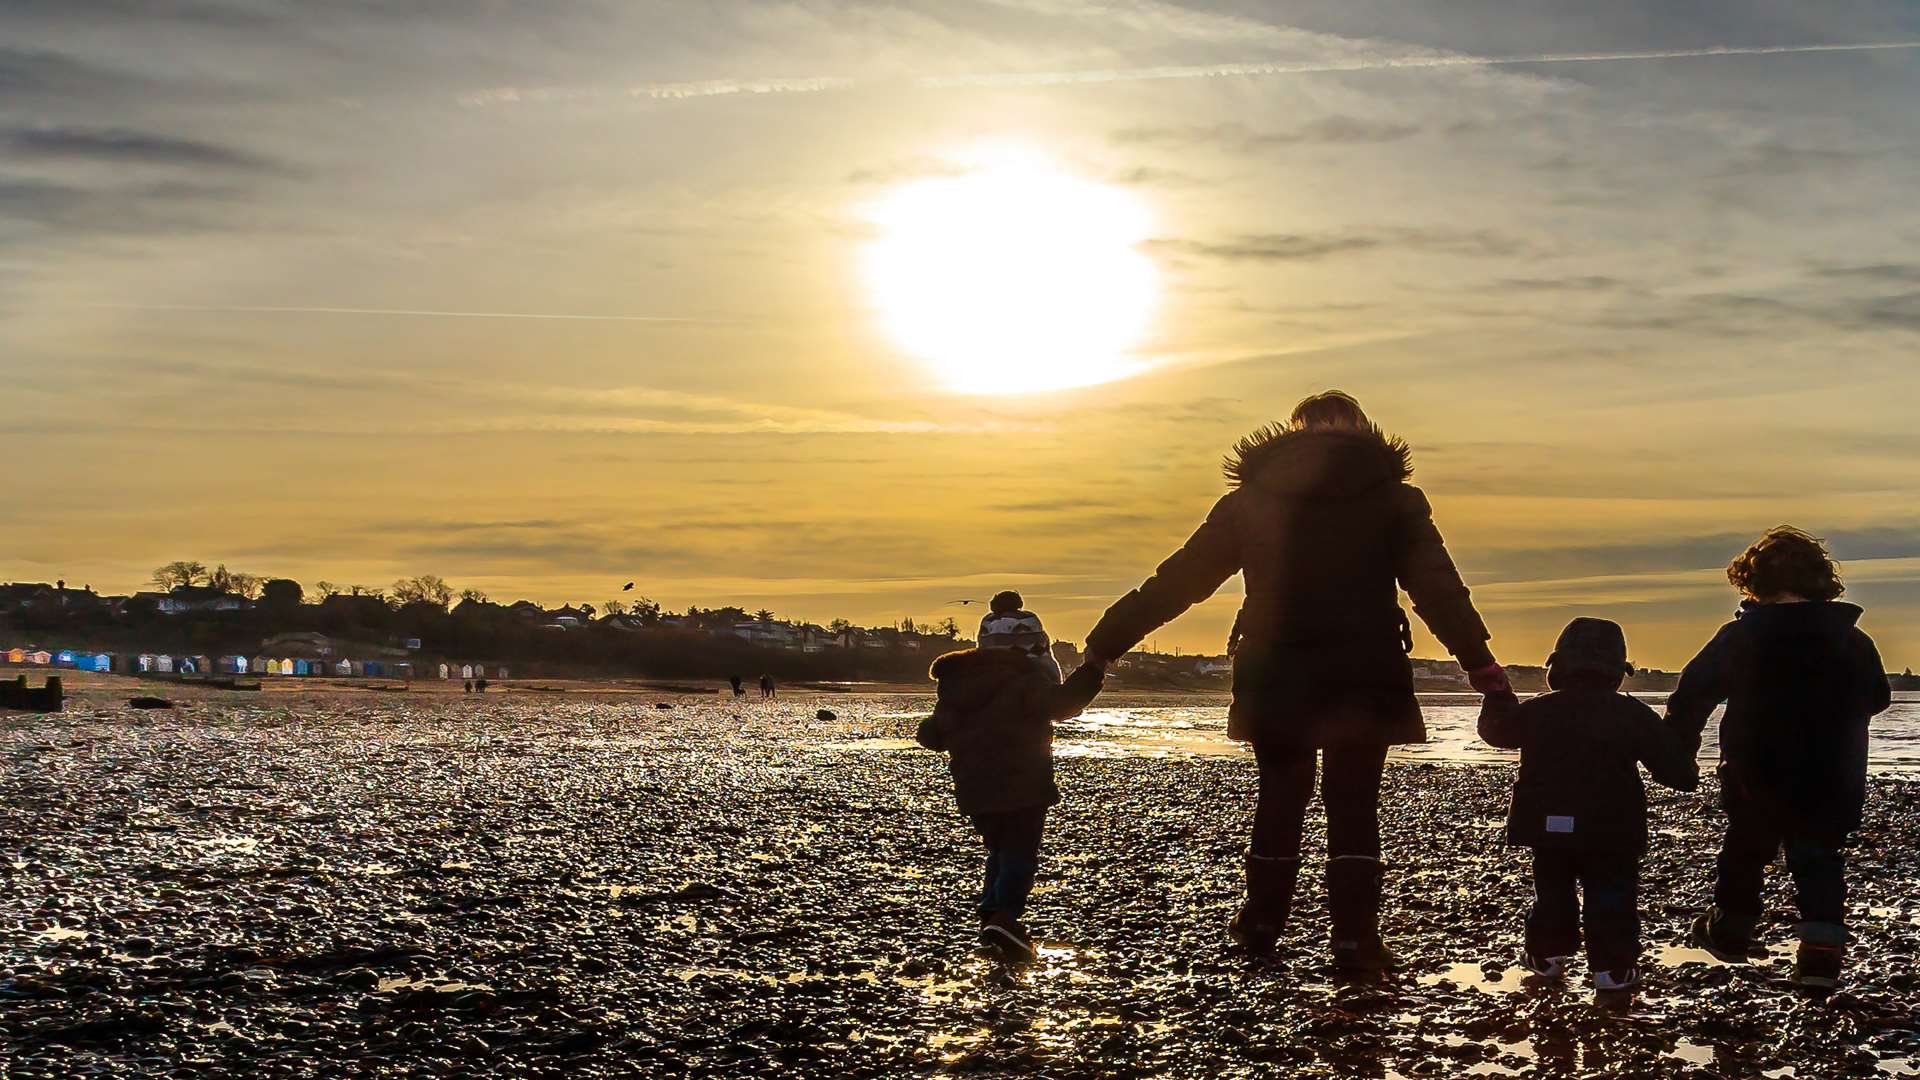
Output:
[
  {"xmin": 929, "ymin": 646, "xmax": 1043, "ymax": 681},
  {"xmin": 1223, "ymin": 424, "xmax": 1414, "ymax": 490}
]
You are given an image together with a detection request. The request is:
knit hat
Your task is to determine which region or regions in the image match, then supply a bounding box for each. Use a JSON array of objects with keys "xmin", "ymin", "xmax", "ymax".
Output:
[
  {"xmin": 1545, "ymin": 617, "xmax": 1632, "ymax": 688},
  {"xmin": 978, "ymin": 607, "xmax": 1051, "ymax": 657}
]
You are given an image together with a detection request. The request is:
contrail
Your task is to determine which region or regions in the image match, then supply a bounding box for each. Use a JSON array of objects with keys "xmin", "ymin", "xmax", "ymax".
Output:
[
  {"xmin": 90, "ymin": 303, "xmax": 716, "ymax": 323},
  {"xmin": 460, "ymin": 40, "xmax": 1920, "ymax": 106}
]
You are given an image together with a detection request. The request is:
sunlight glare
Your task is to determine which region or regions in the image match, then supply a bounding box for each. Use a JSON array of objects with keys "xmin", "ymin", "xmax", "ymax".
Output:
[{"xmin": 863, "ymin": 153, "xmax": 1159, "ymax": 394}]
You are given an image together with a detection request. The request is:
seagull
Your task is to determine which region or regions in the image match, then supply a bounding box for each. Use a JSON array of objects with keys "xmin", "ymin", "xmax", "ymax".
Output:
[
  {"xmin": 622, "ymin": 582, "xmax": 635, "ymax": 591},
  {"xmin": 947, "ymin": 599, "xmax": 982, "ymax": 606}
]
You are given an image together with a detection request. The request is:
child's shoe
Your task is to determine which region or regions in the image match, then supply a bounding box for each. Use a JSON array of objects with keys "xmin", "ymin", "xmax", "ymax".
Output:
[
  {"xmin": 1520, "ymin": 950, "xmax": 1573, "ymax": 978},
  {"xmin": 1689, "ymin": 905, "xmax": 1753, "ymax": 963},
  {"xmin": 1790, "ymin": 941, "xmax": 1843, "ymax": 991},
  {"xmin": 981, "ymin": 913, "xmax": 1035, "ymax": 962},
  {"xmin": 1592, "ymin": 966, "xmax": 1640, "ymax": 992}
]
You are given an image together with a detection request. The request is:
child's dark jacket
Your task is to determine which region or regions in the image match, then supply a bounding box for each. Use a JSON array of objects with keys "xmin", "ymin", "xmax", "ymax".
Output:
[
  {"xmin": 916, "ymin": 649, "xmax": 1103, "ymax": 816},
  {"xmin": 1665, "ymin": 601, "xmax": 1891, "ymax": 832},
  {"xmin": 1479, "ymin": 686, "xmax": 1698, "ymax": 851}
]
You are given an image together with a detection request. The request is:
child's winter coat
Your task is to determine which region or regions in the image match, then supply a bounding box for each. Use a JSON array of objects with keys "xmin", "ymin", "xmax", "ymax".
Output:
[
  {"xmin": 1666, "ymin": 600, "xmax": 1891, "ymax": 832},
  {"xmin": 916, "ymin": 649, "xmax": 1103, "ymax": 815},
  {"xmin": 1480, "ymin": 685, "xmax": 1699, "ymax": 851}
]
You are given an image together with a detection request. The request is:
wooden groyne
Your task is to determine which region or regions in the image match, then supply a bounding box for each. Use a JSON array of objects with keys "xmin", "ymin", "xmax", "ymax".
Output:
[{"xmin": 1, "ymin": 675, "xmax": 63, "ymax": 713}]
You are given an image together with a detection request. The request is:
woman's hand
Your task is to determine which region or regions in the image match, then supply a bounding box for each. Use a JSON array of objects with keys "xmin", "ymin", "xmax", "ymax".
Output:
[{"xmin": 1467, "ymin": 662, "xmax": 1511, "ymax": 696}]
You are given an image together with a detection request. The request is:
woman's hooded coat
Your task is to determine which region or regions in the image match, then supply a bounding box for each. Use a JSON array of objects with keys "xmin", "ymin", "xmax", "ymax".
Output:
[{"xmin": 1085, "ymin": 425, "xmax": 1493, "ymax": 747}]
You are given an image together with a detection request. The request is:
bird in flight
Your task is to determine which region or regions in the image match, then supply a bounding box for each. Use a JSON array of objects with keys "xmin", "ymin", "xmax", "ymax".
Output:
[
  {"xmin": 947, "ymin": 599, "xmax": 982, "ymax": 606},
  {"xmin": 622, "ymin": 582, "xmax": 635, "ymax": 591}
]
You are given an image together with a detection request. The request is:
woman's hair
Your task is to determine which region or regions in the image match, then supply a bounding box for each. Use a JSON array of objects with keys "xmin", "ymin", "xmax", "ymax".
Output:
[
  {"xmin": 1726, "ymin": 526, "xmax": 1844, "ymax": 601},
  {"xmin": 1288, "ymin": 390, "xmax": 1371, "ymax": 431}
]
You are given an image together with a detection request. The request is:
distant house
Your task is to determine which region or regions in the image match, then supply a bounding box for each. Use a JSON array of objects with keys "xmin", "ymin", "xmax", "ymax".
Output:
[{"xmin": 141, "ymin": 585, "xmax": 252, "ymax": 615}]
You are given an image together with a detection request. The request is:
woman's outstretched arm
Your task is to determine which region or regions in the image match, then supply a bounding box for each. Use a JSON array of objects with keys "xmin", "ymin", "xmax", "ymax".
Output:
[{"xmin": 1085, "ymin": 495, "xmax": 1242, "ymax": 662}]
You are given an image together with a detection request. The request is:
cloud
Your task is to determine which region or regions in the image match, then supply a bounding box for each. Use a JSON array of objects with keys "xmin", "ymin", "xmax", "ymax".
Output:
[
  {"xmin": 1814, "ymin": 263, "xmax": 1920, "ymax": 285},
  {"xmin": 1495, "ymin": 275, "xmax": 1627, "ymax": 292},
  {"xmin": 1113, "ymin": 116, "xmax": 1421, "ymax": 151},
  {"xmin": 2, "ymin": 126, "xmax": 280, "ymax": 171},
  {"xmin": 1148, "ymin": 227, "xmax": 1525, "ymax": 262}
]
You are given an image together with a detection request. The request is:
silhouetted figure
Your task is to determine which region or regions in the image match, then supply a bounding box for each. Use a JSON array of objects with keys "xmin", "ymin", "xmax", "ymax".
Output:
[
  {"xmin": 1081, "ymin": 390, "xmax": 1504, "ymax": 971},
  {"xmin": 1479, "ymin": 618, "xmax": 1697, "ymax": 994},
  {"xmin": 916, "ymin": 605, "xmax": 1104, "ymax": 961},
  {"xmin": 475, "ymin": 677, "xmax": 488, "ymax": 693},
  {"xmin": 729, "ymin": 674, "xmax": 745, "ymax": 698},
  {"xmin": 1666, "ymin": 527, "xmax": 1893, "ymax": 991},
  {"xmin": 463, "ymin": 680, "xmax": 473, "ymax": 693},
  {"xmin": 759, "ymin": 674, "xmax": 775, "ymax": 700}
]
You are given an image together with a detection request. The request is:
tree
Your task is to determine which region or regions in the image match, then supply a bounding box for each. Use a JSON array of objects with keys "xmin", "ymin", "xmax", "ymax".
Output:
[
  {"xmin": 579, "ymin": 602, "xmax": 596, "ymax": 619},
  {"xmin": 603, "ymin": 600, "xmax": 628, "ymax": 617},
  {"xmin": 938, "ymin": 617, "xmax": 959, "ymax": 637},
  {"xmin": 151, "ymin": 561, "xmax": 208, "ymax": 590},
  {"xmin": 829, "ymin": 618, "xmax": 853, "ymax": 634},
  {"xmin": 392, "ymin": 574, "xmax": 454, "ymax": 608},
  {"xmin": 899, "ymin": 617, "xmax": 918, "ymax": 634},
  {"xmin": 754, "ymin": 609, "xmax": 775, "ymax": 622},
  {"xmin": 314, "ymin": 580, "xmax": 343, "ymax": 599},
  {"xmin": 261, "ymin": 579, "xmax": 304, "ymax": 610},
  {"xmin": 347, "ymin": 584, "xmax": 387, "ymax": 601},
  {"xmin": 208, "ymin": 565, "xmax": 263, "ymax": 599},
  {"xmin": 459, "ymin": 587, "xmax": 490, "ymax": 604},
  {"xmin": 629, "ymin": 596, "xmax": 662, "ymax": 624}
]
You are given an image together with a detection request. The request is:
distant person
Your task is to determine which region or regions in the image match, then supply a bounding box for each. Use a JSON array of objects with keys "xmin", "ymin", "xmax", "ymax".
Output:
[
  {"xmin": 916, "ymin": 603, "xmax": 1104, "ymax": 961},
  {"xmin": 1080, "ymin": 390, "xmax": 1505, "ymax": 970},
  {"xmin": 759, "ymin": 673, "xmax": 775, "ymax": 700},
  {"xmin": 730, "ymin": 674, "xmax": 745, "ymax": 698},
  {"xmin": 463, "ymin": 680, "xmax": 473, "ymax": 693},
  {"xmin": 1478, "ymin": 618, "xmax": 1697, "ymax": 993},
  {"xmin": 475, "ymin": 677, "xmax": 488, "ymax": 693},
  {"xmin": 1666, "ymin": 527, "xmax": 1892, "ymax": 991}
]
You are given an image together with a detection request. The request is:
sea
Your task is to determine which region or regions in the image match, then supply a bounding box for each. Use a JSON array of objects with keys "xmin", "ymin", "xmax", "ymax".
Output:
[{"xmin": 1051, "ymin": 692, "xmax": 1920, "ymax": 774}]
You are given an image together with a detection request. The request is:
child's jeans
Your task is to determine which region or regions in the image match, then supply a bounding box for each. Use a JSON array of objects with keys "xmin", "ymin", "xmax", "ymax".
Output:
[
  {"xmin": 1713, "ymin": 766, "xmax": 1849, "ymax": 945},
  {"xmin": 970, "ymin": 807, "xmax": 1048, "ymax": 921},
  {"xmin": 1527, "ymin": 848, "xmax": 1640, "ymax": 973}
]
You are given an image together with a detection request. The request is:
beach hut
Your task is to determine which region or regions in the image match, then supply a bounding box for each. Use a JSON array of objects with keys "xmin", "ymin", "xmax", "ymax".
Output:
[
  {"xmin": 222, "ymin": 656, "xmax": 244, "ymax": 673},
  {"xmin": 460, "ymin": 664, "xmax": 473, "ymax": 680},
  {"xmin": 438, "ymin": 663, "xmax": 450, "ymax": 680},
  {"xmin": 293, "ymin": 659, "xmax": 308, "ymax": 676},
  {"xmin": 275, "ymin": 657, "xmax": 292, "ymax": 674},
  {"xmin": 336, "ymin": 660, "xmax": 353, "ymax": 677},
  {"xmin": 265, "ymin": 659, "xmax": 281, "ymax": 675},
  {"xmin": 474, "ymin": 665, "xmax": 487, "ymax": 678},
  {"xmin": 6, "ymin": 648, "xmax": 24, "ymax": 664},
  {"xmin": 29, "ymin": 650, "xmax": 52, "ymax": 665},
  {"xmin": 178, "ymin": 656, "xmax": 198, "ymax": 674},
  {"xmin": 155, "ymin": 655, "xmax": 173, "ymax": 673},
  {"xmin": 496, "ymin": 666, "xmax": 509, "ymax": 679},
  {"xmin": 54, "ymin": 650, "xmax": 76, "ymax": 667},
  {"xmin": 251, "ymin": 656, "xmax": 268, "ymax": 674},
  {"xmin": 137, "ymin": 654, "xmax": 154, "ymax": 672},
  {"xmin": 91, "ymin": 654, "xmax": 111, "ymax": 672}
]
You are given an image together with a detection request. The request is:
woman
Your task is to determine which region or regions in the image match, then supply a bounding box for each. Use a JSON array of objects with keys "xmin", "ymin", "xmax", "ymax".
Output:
[{"xmin": 1082, "ymin": 391, "xmax": 1507, "ymax": 969}]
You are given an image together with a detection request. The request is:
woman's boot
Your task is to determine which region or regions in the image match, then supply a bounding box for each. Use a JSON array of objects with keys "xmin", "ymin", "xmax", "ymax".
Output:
[
  {"xmin": 1328, "ymin": 855, "xmax": 1397, "ymax": 971},
  {"xmin": 1228, "ymin": 855, "xmax": 1300, "ymax": 957}
]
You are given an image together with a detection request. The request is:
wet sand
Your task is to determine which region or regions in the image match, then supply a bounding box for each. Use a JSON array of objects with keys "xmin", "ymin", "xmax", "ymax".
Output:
[{"xmin": 5, "ymin": 692, "xmax": 1918, "ymax": 1077}]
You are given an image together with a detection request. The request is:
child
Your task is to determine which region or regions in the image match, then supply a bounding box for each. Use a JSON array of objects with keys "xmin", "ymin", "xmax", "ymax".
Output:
[
  {"xmin": 916, "ymin": 591, "xmax": 1103, "ymax": 960},
  {"xmin": 1667, "ymin": 527, "xmax": 1892, "ymax": 990},
  {"xmin": 1479, "ymin": 617, "xmax": 1698, "ymax": 991}
]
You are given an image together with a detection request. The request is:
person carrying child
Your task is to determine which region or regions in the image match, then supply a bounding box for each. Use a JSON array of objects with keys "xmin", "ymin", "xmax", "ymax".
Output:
[
  {"xmin": 1479, "ymin": 617, "xmax": 1698, "ymax": 992},
  {"xmin": 1666, "ymin": 527, "xmax": 1892, "ymax": 990},
  {"xmin": 916, "ymin": 591, "xmax": 1104, "ymax": 961}
]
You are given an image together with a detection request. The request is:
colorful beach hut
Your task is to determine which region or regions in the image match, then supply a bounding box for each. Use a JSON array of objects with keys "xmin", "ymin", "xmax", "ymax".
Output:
[{"xmin": 6, "ymin": 648, "xmax": 24, "ymax": 664}]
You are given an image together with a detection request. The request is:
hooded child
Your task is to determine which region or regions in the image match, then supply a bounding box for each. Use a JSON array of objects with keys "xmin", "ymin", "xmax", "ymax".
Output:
[
  {"xmin": 1479, "ymin": 617, "xmax": 1698, "ymax": 992},
  {"xmin": 916, "ymin": 591, "xmax": 1104, "ymax": 960}
]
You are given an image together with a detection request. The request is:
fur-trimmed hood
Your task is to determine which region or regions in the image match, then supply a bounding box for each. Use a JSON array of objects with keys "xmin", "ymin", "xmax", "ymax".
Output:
[
  {"xmin": 1223, "ymin": 425, "xmax": 1413, "ymax": 497},
  {"xmin": 929, "ymin": 646, "xmax": 1052, "ymax": 710}
]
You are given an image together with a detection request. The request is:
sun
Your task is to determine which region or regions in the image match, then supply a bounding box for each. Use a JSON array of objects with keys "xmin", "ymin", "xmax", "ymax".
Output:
[{"xmin": 862, "ymin": 152, "xmax": 1159, "ymax": 395}]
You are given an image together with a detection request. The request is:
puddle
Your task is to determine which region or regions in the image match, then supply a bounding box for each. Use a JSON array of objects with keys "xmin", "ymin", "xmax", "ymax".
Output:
[
  {"xmin": 34, "ymin": 925, "xmax": 88, "ymax": 943},
  {"xmin": 376, "ymin": 975, "xmax": 494, "ymax": 993},
  {"xmin": 1418, "ymin": 962, "xmax": 1531, "ymax": 995},
  {"xmin": 1671, "ymin": 1039, "xmax": 1715, "ymax": 1066}
]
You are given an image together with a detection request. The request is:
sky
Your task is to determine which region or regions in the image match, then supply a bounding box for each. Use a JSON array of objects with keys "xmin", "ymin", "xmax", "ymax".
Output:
[{"xmin": 4, "ymin": 1, "xmax": 1920, "ymax": 670}]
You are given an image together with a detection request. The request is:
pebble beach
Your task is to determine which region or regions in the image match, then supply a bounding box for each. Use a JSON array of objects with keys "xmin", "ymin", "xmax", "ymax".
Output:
[{"xmin": 5, "ymin": 688, "xmax": 1918, "ymax": 1077}]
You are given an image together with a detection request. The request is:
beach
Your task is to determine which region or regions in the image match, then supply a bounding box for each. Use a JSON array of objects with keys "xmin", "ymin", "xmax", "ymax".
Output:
[{"xmin": 5, "ymin": 687, "xmax": 1918, "ymax": 1077}]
